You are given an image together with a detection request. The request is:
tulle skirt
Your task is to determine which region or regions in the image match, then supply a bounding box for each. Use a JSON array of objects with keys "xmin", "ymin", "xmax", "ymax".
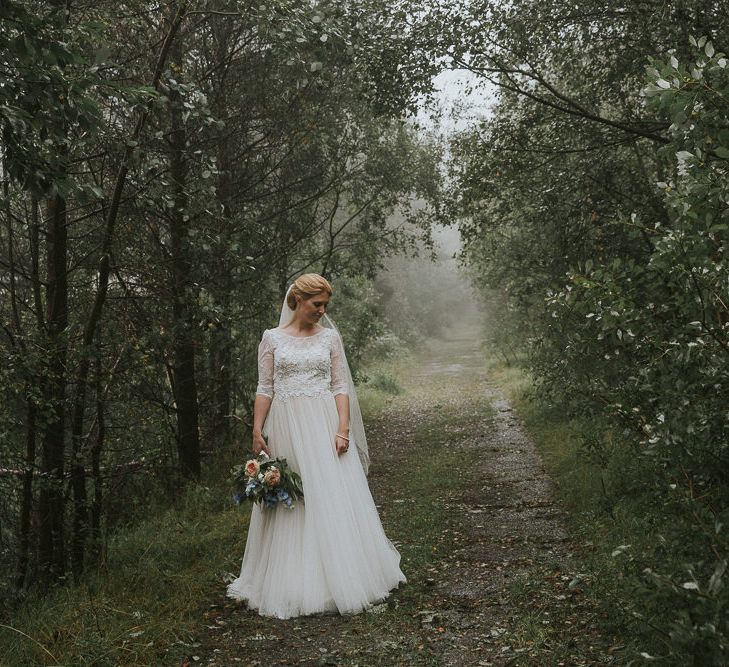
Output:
[{"xmin": 226, "ymin": 391, "xmax": 406, "ymax": 619}]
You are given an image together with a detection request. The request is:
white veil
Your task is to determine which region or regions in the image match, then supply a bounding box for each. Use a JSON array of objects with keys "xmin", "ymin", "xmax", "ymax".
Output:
[{"xmin": 277, "ymin": 286, "xmax": 370, "ymax": 475}]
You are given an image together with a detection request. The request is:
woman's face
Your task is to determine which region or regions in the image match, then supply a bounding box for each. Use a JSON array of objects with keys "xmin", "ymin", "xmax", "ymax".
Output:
[{"xmin": 297, "ymin": 291, "xmax": 330, "ymax": 325}]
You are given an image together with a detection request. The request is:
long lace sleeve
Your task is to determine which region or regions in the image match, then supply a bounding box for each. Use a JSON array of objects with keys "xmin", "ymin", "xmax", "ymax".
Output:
[
  {"xmin": 255, "ymin": 330, "xmax": 274, "ymax": 398},
  {"xmin": 330, "ymin": 330, "xmax": 349, "ymax": 397}
]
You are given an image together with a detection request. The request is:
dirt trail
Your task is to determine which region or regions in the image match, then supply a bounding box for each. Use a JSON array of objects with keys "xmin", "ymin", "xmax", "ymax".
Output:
[{"xmin": 190, "ymin": 327, "xmax": 611, "ymax": 666}]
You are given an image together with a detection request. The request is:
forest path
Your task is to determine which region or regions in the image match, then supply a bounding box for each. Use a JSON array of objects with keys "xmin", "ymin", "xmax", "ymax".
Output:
[{"xmin": 190, "ymin": 325, "xmax": 611, "ymax": 666}]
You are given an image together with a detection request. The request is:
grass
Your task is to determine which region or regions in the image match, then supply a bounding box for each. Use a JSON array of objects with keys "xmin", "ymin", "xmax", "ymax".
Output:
[
  {"xmin": 308, "ymin": 360, "xmax": 497, "ymax": 665},
  {"xmin": 2, "ymin": 476, "xmax": 253, "ymax": 666},
  {"xmin": 2, "ymin": 346, "xmax": 484, "ymax": 666},
  {"xmin": 482, "ymin": 354, "xmax": 685, "ymax": 663},
  {"xmin": 357, "ymin": 354, "xmax": 412, "ymax": 418},
  {"xmin": 13, "ymin": 335, "xmax": 671, "ymax": 665},
  {"xmin": 366, "ymin": 370, "xmax": 404, "ymax": 395}
]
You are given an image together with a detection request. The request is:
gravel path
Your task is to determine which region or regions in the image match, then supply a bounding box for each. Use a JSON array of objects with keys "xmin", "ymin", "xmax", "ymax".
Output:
[{"xmin": 188, "ymin": 328, "xmax": 611, "ymax": 666}]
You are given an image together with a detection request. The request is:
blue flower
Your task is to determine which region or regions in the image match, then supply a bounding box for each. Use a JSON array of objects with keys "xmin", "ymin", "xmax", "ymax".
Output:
[{"xmin": 232, "ymin": 492, "xmax": 244, "ymax": 505}]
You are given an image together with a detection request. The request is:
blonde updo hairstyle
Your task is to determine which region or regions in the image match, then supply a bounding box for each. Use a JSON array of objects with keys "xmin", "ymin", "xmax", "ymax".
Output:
[{"xmin": 287, "ymin": 273, "xmax": 333, "ymax": 310}]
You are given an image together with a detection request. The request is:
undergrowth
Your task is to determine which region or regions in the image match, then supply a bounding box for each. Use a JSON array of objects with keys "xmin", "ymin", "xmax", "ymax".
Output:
[
  {"xmin": 486, "ymin": 355, "xmax": 728, "ymax": 665},
  {"xmin": 1, "ymin": 460, "xmax": 251, "ymax": 666},
  {"xmin": 1, "ymin": 351, "xmax": 421, "ymax": 666}
]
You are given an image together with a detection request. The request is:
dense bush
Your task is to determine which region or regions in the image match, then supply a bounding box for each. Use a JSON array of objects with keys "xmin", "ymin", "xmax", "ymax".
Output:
[
  {"xmin": 454, "ymin": 24, "xmax": 729, "ymax": 662},
  {"xmin": 543, "ymin": 42, "xmax": 729, "ymax": 660}
]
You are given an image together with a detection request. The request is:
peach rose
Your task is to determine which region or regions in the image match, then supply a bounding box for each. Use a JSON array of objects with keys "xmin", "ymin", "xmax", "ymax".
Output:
[
  {"xmin": 263, "ymin": 467, "xmax": 281, "ymax": 486},
  {"xmin": 245, "ymin": 459, "xmax": 260, "ymax": 477}
]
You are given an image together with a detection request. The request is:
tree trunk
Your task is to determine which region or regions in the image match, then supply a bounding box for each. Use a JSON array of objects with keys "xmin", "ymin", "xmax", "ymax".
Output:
[
  {"xmin": 29, "ymin": 197, "xmax": 45, "ymax": 329},
  {"xmin": 89, "ymin": 354, "xmax": 104, "ymax": 565},
  {"xmin": 16, "ymin": 399, "xmax": 37, "ymax": 590},
  {"xmin": 169, "ymin": 43, "xmax": 201, "ymax": 481},
  {"xmin": 37, "ymin": 192, "xmax": 68, "ymax": 589},
  {"xmin": 66, "ymin": 1, "xmax": 189, "ymax": 577},
  {"xmin": 5, "ymin": 162, "xmax": 37, "ymax": 591},
  {"xmin": 18, "ymin": 197, "xmax": 44, "ymax": 589},
  {"xmin": 208, "ymin": 45, "xmax": 234, "ymax": 451},
  {"xmin": 70, "ymin": 359, "xmax": 90, "ymax": 581},
  {"xmin": 37, "ymin": 0, "xmax": 72, "ymax": 592},
  {"xmin": 209, "ymin": 324, "xmax": 232, "ymax": 450}
]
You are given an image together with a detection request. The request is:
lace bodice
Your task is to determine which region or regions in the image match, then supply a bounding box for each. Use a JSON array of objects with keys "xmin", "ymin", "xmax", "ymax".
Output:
[{"xmin": 255, "ymin": 326, "xmax": 349, "ymax": 401}]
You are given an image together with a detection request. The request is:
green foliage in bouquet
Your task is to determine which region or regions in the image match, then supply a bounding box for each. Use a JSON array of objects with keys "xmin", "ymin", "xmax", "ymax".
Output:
[{"xmin": 230, "ymin": 453, "xmax": 304, "ymax": 509}]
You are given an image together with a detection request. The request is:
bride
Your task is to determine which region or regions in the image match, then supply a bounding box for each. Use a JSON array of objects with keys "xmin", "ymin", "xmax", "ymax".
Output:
[{"xmin": 226, "ymin": 273, "xmax": 406, "ymax": 619}]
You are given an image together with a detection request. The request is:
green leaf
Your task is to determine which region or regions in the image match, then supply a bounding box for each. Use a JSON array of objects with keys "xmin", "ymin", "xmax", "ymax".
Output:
[{"xmin": 95, "ymin": 45, "xmax": 110, "ymax": 63}]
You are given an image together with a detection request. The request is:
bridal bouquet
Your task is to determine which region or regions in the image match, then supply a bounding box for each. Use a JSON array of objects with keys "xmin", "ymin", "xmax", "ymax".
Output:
[{"xmin": 230, "ymin": 452, "xmax": 304, "ymax": 509}]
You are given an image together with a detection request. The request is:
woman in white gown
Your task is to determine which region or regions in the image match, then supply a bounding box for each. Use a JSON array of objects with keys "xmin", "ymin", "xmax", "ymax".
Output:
[{"xmin": 226, "ymin": 273, "xmax": 406, "ymax": 619}]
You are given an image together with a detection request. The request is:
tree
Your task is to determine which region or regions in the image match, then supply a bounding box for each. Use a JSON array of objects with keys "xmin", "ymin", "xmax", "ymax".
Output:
[
  {"xmin": 439, "ymin": 0, "xmax": 729, "ymax": 657},
  {"xmin": 0, "ymin": 0, "xmax": 443, "ymax": 599}
]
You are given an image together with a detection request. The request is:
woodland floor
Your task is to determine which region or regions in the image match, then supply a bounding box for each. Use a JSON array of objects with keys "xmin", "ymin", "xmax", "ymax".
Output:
[{"xmin": 186, "ymin": 327, "xmax": 616, "ymax": 666}]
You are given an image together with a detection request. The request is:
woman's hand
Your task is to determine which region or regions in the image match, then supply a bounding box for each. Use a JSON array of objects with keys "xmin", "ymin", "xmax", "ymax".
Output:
[
  {"xmin": 335, "ymin": 433, "xmax": 349, "ymax": 456},
  {"xmin": 252, "ymin": 431, "xmax": 270, "ymax": 456}
]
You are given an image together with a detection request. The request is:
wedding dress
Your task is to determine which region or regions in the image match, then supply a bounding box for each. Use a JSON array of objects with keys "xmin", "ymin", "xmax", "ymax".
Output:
[{"xmin": 226, "ymin": 325, "xmax": 406, "ymax": 619}]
